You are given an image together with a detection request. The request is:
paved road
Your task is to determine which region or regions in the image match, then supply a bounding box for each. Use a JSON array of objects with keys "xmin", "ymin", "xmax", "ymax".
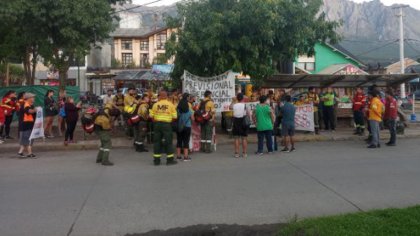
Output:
[{"xmin": 1, "ymin": 139, "xmax": 420, "ymax": 236}]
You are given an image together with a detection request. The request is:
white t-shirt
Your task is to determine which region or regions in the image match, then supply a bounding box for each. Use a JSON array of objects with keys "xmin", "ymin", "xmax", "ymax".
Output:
[{"xmin": 233, "ymin": 103, "xmax": 247, "ymax": 118}]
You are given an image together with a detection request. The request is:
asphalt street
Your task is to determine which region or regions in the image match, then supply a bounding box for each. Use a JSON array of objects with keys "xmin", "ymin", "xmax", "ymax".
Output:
[{"xmin": 0, "ymin": 139, "xmax": 420, "ymax": 236}]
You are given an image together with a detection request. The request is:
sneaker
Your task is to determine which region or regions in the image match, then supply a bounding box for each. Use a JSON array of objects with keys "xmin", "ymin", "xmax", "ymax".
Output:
[
  {"xmin": 290, "ymin": 147, "xmax": 296, "ymax": 152},
  {"xmin": 18, "ymin": 153, "xmax": 25, "ymax": 158},
  {"xmin": 27, "ymin": 154, "xmax": 37, "ymax": 158},
  {"xmin": 386, "ymin": 142, "xmax": 396, "ymax": 146},
  {"xmin": 177, "ymin": 156, "xmax": 183, "ymax": 160},
  {"xmin": 234, "ymin": 153, "xmax": 240, "ymax": 158},
  {"xmin": 183, "ymin": 157, "xmax": 192, "ymax": 162},
  {"xmin": 281, "ymin": 148, "xmax": 289, "ymax": 152},
  {"xmin": 0, "ymin": 140, "xmax": 4, "ymax": 144},
  {"xmin": 255, "ymin": 152, "xmax": 264, "ymax": 156},
  {"xmin": 367, "ymin": 144, "xmax": 377, "ymax": 149},
  {"xmin": 242, "ymin": 153, "xmax": 248, "ymax": 158},
  {"xmin": 268, "ymin": 152, "xmax": 273, "ymax": 154}
]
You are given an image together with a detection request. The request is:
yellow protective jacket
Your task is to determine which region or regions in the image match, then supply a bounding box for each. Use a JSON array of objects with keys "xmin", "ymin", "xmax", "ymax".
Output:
[
  {"xmin": 368, "ymin": 97, "xmax": 384, "ymax": 122},
  {"xmin": 138, "ymin": 102, "xmax": 149, "ymax": 120},
  {"xmin": 124, "ymin": 95, "xmax": 137, "ymax": 114},
  {"xmin": 306, "ymin": 93, "xmax": 320, "ymax": 112},
  {"xmin": 150, "ymin": 99, "xmax": 177, "ymax": 123},
  {"xmin": 95, "ymin": 114, "xmax": 112, "ymax": 130}
]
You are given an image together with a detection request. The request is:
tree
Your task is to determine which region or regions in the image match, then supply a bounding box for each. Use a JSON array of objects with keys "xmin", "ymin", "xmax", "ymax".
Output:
[
  {"xmin": 166, "ymin": 0, "xmax": 341, "ymax": 87},
  {"xmin": 37, "ymin": 0, "xmax": 117, "ymax": 89},
  {"xmin": 0, "ymin": 0, "xmax": 123, "ymax": 88},
  {"xmin": 0, "ymin": 1, "xmax": 44, "ymax": 85}
]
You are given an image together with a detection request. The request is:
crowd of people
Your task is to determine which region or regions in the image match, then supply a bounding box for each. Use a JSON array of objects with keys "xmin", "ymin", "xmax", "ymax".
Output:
[{"xmin": 0, "ymin": 84, "xmax": 400, "ymax": 164}]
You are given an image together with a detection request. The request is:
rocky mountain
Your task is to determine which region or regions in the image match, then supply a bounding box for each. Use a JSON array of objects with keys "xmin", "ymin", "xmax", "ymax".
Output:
[
  {"xmin": 322, "ymin": 0, "xmax": 420, "ymax": 65},
  {"xmin": 116, "ymin": 0, "xmax": 420, "ymax": 65}
]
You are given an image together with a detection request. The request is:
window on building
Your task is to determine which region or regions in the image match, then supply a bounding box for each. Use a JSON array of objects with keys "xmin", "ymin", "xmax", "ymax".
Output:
[
  {"xmin": 122, "ymin": 53, "xmax": 133, "ymax": 66},
  {"xmin": 140, "ymin": 40, "xmax": 149, "ymax": 51},
  {"xmin": 140, "ymin": 53, "xmax": 149, "ymax": 68},
  {"xmin": 121, "ymin": 39, "xmax": 132, "ymax": 50},
  {"xmin": 297, "ymin": 62, "xmax": 315, "ymax": 71},
  {"xmin": 156, "ymin": 31, "xmax": 167, "ymax": 50}
]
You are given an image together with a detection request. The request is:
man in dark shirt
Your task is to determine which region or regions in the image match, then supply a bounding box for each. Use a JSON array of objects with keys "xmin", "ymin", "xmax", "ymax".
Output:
[
  {"xmin": 18, "ymin": 93, "xmax": 37, "ymax": 158},
  {"xmin": 281, "ymin": 95, "xmax": 296, "ymax": 152},
  {"xmin": 384, "ymin": 89, "xmax": 398, "ymax": 146}
]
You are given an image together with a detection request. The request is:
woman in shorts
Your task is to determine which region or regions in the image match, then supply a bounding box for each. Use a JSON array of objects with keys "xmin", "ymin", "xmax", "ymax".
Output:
[{"xmin": 231, "ymin": 93, "xmax": 250, "ymax": 158}]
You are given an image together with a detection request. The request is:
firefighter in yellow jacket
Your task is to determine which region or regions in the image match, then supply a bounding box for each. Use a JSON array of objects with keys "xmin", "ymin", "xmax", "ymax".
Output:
[
  {"xmin": 134, "ymin": 94, "xmax": 150, "ymax": 152},
  {"xmin": 95, "ymin": 109, "xmax": 114, "ymax": 166},
  {"xmin": 123, "ymin": 87, "xmax": 139, "ymax": 137},
  {"xmin": 149, "ymin": 91, "xmax": 177, "ymax": 166}
]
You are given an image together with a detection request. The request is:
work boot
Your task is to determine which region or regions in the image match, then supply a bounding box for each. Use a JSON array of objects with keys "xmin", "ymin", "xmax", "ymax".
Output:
[
  {"xmin": 135, "ymin": 144, "xmax": 141, "ymax": 152},
  {"xmin": 139, "ymin": 145, "xmax": 148, "ymax": 152},
  {"xmin": 205, "ymin": 143, "xmax": 212, "ymax": 153},
  {"xmin": 166, "ymin": 158, "xmax": 178, "ymax": 166},
  {"xmin": 101, "ymin": 152, "xmax": 114, "ymax": 166},
  {"xmin": 353, "ymin": 128, "xmax": 360, "ymax": 135},
  {"xmin": 154, "ymin": 158, "xmax": 161, "ymax": 166},
  {"xmin": 96, "ymin": 150, "xmax": 103, "ymax": 163}
]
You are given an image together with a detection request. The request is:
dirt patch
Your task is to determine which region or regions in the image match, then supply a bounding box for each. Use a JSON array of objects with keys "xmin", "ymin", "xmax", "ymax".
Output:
[{"xmin": 127, "ymin": 224, "xmax": 284, "ymax": 236}]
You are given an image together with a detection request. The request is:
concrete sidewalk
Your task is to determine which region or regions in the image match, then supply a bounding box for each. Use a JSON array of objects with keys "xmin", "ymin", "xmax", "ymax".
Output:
[{"xmin": 2, "ymin": 125, "xmax": 420, "ymax": 154}]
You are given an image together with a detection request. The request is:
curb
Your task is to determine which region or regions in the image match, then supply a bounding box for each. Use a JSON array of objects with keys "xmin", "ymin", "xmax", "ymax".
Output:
[{"xmin": 1, "ymin": 133, "xmax": 420, "ymax": 155}]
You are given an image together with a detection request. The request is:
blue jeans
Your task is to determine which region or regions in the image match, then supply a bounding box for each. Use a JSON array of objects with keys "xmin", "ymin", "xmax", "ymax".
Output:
[
  {"xmin": 387, "ymin": 119, "xmax": 396, "ymax": 144},
  {"xmin": 369, "ymin": 120, "xmax": 380, "ymax": 146},
  {"xmin": 257, "ymin": 130, "xmax": 273, "ymax": 153}
]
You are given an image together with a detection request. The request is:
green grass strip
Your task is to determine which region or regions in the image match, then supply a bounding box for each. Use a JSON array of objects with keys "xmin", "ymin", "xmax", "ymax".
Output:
[{"xmin": 279, "ymin": 206, "xmax": 420, "ymax": 236}]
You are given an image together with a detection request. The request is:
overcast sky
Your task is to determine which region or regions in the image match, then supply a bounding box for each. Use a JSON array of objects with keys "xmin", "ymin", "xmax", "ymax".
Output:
[{"xmin": 133, "ymin": 0, "xmax": 420, "ymax": 10}]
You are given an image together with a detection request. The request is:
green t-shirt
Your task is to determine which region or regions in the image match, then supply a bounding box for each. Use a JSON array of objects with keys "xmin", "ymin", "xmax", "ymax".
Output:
[
  {"xmin": 255, "ymin": 104, "xmax": 273, "ymax": 131},
  {"xmin": 323, "ymin": 93, "xmax": 335, "ymax": 107}
]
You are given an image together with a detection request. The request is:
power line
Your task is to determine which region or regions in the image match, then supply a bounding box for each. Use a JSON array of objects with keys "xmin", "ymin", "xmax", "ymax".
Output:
[
  {"xmin": 405, "ymin": 40, "xmax": 420, "ymax": 57},
  {"xmin": 342, "ymin": 39, "xmax": 397, "ymax": 43},
  {"xmin": 354, "ymin": 40, "xmax": 398, "ymax": 57},
  {"xmin": 113, "ymin": 0, "xmax": 163, "ymax": 14}
]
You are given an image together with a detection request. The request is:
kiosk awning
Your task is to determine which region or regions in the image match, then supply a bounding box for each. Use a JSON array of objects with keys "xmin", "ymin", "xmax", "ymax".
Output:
[{"xmin": 262, "ymin": 74, "xmax": 420, "ymax": 88}]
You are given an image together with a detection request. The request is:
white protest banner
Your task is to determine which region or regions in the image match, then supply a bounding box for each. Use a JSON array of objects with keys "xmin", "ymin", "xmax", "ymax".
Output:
[
  {"xmin": 294, "ymin": 104, "xmax": 315, "ymax": 132},
  {"xmin": 244, "ymin": 102, "xmax": 259, "ymax": 128},
  {"xmin": 29, "ymin": 107, "xmax": 45, "ymax": 140},
  {"xmin": 182, "ymin": 70, "xmax": 236, "ymax": 113}
]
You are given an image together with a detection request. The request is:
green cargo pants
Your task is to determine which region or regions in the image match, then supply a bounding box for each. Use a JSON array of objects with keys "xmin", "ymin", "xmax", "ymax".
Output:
[
  {"xmin": 96, "ymin": 129, "xmax": 112, "ymax": 164},
  {"xmin": 200, "ymin": 122, "xmax": 213, "ymax": 153},
  {"xmin": 153, "ymin": 122, "xmax": 174, "ymax": 160},
  {"xmin": 134, "ymin": 121, "xmax": 148, "ymax": 152}
]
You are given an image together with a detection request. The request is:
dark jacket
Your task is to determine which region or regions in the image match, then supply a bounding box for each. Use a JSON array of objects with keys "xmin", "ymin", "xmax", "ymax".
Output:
[
  {"xmin": 44, "ymin": 96, "xmax": 57, "ymax": 117},
  {"xmin": 64, "ymin": 103, "xmax": 80, "ymax": 123}
]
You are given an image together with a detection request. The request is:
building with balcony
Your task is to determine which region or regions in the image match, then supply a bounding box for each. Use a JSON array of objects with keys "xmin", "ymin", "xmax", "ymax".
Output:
[{"xmin": 110, "ymin": 27, "xmax": 176, "ymax": 68}]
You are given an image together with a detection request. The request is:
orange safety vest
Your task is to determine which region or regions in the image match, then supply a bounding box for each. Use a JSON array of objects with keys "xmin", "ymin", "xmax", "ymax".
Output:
[{"xmin": 23, "ymin": 102, "xmax": 34, "ymax": 122}]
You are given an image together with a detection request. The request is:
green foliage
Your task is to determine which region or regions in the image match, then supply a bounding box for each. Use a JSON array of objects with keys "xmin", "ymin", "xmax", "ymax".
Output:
[
  {"xmin": 0, "ymin": 0, "xmax": 119, "ymax": 88},
  {"xmin": 166, "ymin": 0, "xmax": 341, "ymax": 87},
  {"xmin": 0, "ymin": 63, "xmax": 25, "ymax": 85},
  {"xmin": 153, "ymin": 54, "xmax": 168, "ymax": 64},
  {"xmin": 111, "ymin": 58, "xmax": 122, "ymax": 68},
  {"xmin": 279, "ymin": 206, "xmax": 420, "ymax": 236}
]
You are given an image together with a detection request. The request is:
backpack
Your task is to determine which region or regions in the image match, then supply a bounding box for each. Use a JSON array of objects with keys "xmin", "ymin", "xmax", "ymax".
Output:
[
  {"xmin": 194, "ymin": 100, "xmax": 211, "ymax": 124},
  {"xmin": 81, "ymin": 110, "xmax": 99, "ymax": 134}
]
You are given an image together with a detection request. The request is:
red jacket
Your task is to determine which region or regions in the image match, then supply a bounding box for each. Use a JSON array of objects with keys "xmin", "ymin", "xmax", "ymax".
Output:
[
  {"xmin": 352, "ymin": 92, "xmax": 366, "ymax": 111},
  {"xmin": 384, "ymin": 97, "xmax": 398, "ymax": 120},
  {"xmin": 0, "ymin": 106, "xmax": 5, "ymax": 124},
  {"xmin": 1, "ymin": 95, "xmax": 17, "ymax": 116}
]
